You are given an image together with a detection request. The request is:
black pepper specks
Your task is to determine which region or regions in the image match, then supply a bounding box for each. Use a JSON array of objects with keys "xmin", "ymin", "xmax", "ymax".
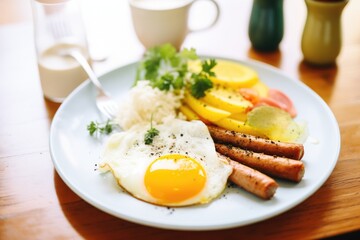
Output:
[{"xmin": 166, "ymin": 207, "xmax": 175, "ymax": 215}]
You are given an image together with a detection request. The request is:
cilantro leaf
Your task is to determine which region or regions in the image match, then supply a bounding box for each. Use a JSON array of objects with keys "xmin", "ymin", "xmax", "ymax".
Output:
[
  {"xmin": 144, "ymin": 57, "xmax": 161, "ymax": 80},
  {"xmin": 144, "ymin": 113, "xmax": 160, "ymax": 145},
  {"xmin": 87, "ymin": 121, "xmax": 97, "ymax": 136},
  {"xmin": 144, "ymin": 127, "xmax": 160, "ymax": 145},
  {"xmin": 158, "ymin": 43, "xmax": 177, "ymax": 59},
  {"xmin": 87, "ymin": 120, "xmax": 116, "ymax": 136},
  {"xmin": 189, "ymin": 59, "xmax": 217, "ymax": 98},
  {"xmin": 179, "ymin": 48, "xmax": 198, "ymax": 60},
  {"xmin": 202, "ymin": 59, "xmax": 217, "ymax": 77},
  {"xmin": 153, "ymin": 73, "xmax": 174, "ymax": 91},
  {"xmin": 190, "ymin": 75, "xmax": 213, "ymax": 98},
  {"xmin": 103, "ymin": 121, "xmax": 113, "ymax": 134},
  {"xmin": 173, "ymin": 76, "xmax": 184, "ymax": 89},
  {"xmin": 135, "ymin": 44, "xmax": 216, "ymax": 98}
]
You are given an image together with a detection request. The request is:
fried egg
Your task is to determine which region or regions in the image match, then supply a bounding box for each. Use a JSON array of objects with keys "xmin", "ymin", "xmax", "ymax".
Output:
[{"xmin": 99, "ymin": 119, "xmax": 232, "ymax": 207}]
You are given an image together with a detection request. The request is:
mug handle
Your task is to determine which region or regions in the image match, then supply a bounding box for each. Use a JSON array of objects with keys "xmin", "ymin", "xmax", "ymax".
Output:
[{"xmin": 188, "ymin": 0, "xmax": 220, "ymax": 33}]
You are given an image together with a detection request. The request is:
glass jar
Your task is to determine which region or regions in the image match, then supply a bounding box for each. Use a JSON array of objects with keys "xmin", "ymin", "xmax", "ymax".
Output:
[{"xmin": 32, "ymin": 0, "xmax": 91, "ymax": 102}]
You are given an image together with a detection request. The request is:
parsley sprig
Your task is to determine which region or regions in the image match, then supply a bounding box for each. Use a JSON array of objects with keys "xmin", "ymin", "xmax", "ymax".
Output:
[
  {"xmin": 136, "ymin": 44, "xmax": 217, "ymax": 98},
  {"xmin": 87, "ymin": 120, "xmax": 115, "ymax": 136},
  {"xmin": 144, "ymin": 115, "xmax": 159, "ymax": 145},
  {"xmin": 190, "ymin": 59, "xmax": 217, "ymax": 98},
  {"xmin": 144, "ymin": 127, "xmax": 159, "ymax": 145}
]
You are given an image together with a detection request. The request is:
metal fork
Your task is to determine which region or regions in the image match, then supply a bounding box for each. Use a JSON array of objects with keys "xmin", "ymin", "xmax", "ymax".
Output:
[
  {"xmin": 64, "ymin": 50, "xmax": 119, "ymax": 119},
  {"xmin": 49, "ymin": 16, "xmax": 117, "ymax": 118}
]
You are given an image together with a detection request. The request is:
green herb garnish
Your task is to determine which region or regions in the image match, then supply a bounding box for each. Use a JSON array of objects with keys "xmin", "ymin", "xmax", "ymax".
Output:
[
  {"xmin": 144, "ymin": 127, "xmax": 159, "ymax": 145},
  {"xmin": 87, "ymin": 119, "xmax": 115, "ymax": 136},
  {"xmin": 201, "ymin": 58, "xmax": 217, "ymax": 77},
  {"xmin": 135, "ymin": 43, "xmax": 217, "ymax": 98},
  {"xmin": 144, "ymin": 115, "xmax": 159, "ymax": 145}
]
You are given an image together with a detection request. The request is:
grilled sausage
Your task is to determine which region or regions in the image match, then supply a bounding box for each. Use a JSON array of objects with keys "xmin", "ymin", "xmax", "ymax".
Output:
[
  {"xmin": 219, "ymin": 154, "xmax": 278, "ymax": 199},
  {"xmin": 216, "ymin": 143, "xmax": 305, "ymax": 182},
  {"xmin": 208, "ymin": 125, "xmax": 304, "ymax": 160}
]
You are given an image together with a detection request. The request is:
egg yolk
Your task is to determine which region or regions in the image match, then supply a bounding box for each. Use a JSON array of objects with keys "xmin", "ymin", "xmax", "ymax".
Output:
[{"xmin": 144, "ymin": 154, "xmax": 206, "ymax": 204}]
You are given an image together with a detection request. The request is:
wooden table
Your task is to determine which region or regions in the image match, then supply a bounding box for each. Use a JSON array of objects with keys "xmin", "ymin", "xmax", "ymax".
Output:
[{"xmin": 1, "ymin": 0, "xmax": 359, "ymax": 239}]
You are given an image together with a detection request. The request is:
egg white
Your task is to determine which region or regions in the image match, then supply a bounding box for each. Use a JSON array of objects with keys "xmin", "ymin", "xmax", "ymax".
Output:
[{"xmin": 100, "ymin": 119, "xmax": 232, "ymax": 207}]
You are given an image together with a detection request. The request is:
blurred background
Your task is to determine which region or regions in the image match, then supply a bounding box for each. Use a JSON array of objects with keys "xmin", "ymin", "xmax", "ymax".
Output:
[{"xmin": 1, "ymin": 0, "xmax": 359, "ymax": 76}]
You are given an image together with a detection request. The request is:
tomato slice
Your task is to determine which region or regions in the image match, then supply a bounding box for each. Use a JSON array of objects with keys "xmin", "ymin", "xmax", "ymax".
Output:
[
  {"xmin": 252, "ymin": 89, "xmax": 297, "ymax": 117},
  {"xmin": 268, "ymin": 89, "xmax": 297, "ymax": 117},
  {"xmin": 238, "ymin": 88, "xmax": 260, "ymax": 104},
  {"xmin": 255, "ymin": 97, "xmax": 285, "ymax": 109}
]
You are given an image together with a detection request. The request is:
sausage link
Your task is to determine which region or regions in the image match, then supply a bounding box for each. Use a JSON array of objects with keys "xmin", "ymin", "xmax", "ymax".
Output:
[
  {"xmin": 216, "ymin": 143, "xmax": 305, "ymax": 182},
  {"xmin": 219, "ymin": 154, "xmax": 278, "ymax": 199},
  {"xmin": 208, "ymin": 125, "xmax": 304, "ymax": 160}
]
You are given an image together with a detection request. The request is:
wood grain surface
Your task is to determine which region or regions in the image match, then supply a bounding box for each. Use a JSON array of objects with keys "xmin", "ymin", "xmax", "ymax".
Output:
[{"xmin": 1, "ymin": 0, "xmax": 359, "ymax": 239}]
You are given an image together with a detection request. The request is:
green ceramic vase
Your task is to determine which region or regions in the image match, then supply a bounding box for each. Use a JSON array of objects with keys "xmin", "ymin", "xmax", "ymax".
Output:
[
  {"xmin": 301, "ymin": 0, "xmax": 348, "ymax": 65},
  {"xmin": 248, "ymin": 0, "xmax": 284, "ymax": 52}
]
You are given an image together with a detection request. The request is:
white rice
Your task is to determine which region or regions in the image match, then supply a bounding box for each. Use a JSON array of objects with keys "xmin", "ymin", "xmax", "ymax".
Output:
[{"xmin": 115, "ymin": 81, "xmax": 184, "ymax": 130}]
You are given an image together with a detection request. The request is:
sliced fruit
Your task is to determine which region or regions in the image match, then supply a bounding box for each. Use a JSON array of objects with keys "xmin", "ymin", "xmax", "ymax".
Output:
[
  {"xmin": 238, "ymin": 88, "xmax": 260, "ymax": 104},
  {"xmin": 187, "ymin": 59, "xmax": 259, "ymax": 88},
  {"xmin": 184, "ymin": 92, "xmax": 231, "ymax": 121},
  {"xmin": 245, "ymin": 106, "xmax": 304, "ymax": 142},
  {"xmin": 229, "ymin": 111, "xmax": 248, "ymax": 122},
  {"xmin": 211, "ymin": 60, "xmax": 259, "ymax": 88},
  {"xmin": 213, "ymin": 117, "xmax": 267, "ymax": 137},
  {"xmin": 202, "ymin": 85, "xmax": 253, "ymax": 113},
  {"xmin": 179, "ymin": 105, "xmax": 200, "ymax": 121},
  {"xmin": 251, "ymin": 81, "xmax": 269, "ymax": 98}
]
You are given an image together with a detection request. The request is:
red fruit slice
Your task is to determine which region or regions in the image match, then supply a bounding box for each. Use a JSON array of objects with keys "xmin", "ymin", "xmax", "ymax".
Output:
[{"xmin": 268, "ymin": 89, "xmax": 297, "ymax": 117}]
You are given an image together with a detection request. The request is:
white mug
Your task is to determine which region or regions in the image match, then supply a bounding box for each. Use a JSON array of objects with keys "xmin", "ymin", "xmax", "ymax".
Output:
[{"xmin": 129, "ymin": 0, "xmax": 220, "ymax": 50}]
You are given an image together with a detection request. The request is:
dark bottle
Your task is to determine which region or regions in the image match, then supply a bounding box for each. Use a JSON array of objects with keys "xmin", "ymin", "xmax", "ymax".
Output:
[{"xmin": 248, "ymin": 0, "xmax": 284, "ymax": 52}]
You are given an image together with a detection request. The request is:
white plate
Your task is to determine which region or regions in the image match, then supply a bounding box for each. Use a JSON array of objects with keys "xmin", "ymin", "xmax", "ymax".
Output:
[{"xmin": 50, "ymin": 58, "xmax": 340, "ymax": 230}]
